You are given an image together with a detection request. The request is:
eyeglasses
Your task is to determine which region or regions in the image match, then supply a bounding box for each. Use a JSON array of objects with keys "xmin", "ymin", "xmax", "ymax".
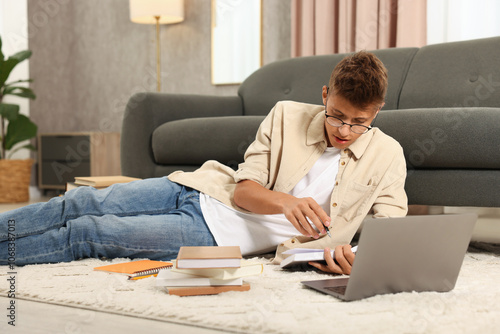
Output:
[
  {"xmin": 323, "ymin": 90, "xmax": 381, "ymax": 134},
  {"xmin": 324, "ymin": 112, "xmax": 372, "ymax": 134},
  {"xmin": 324, "ymin": 100, "xmax": 375, "ymax": 134}
]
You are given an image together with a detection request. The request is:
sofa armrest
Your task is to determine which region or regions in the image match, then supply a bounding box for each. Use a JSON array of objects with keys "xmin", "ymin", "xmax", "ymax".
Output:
[{"xmin": 121, "ymin": 92, "xmax": 243, "ymax": 178}]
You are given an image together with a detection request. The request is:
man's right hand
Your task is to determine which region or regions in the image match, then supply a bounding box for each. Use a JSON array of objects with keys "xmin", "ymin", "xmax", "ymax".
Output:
[
  {"xmin": 281, "ymin": 196, "xmax": 330, "ymax": 239},
  {"xmin": 234, "ymin": 180, "xmax": 330, "ymax": 238}
]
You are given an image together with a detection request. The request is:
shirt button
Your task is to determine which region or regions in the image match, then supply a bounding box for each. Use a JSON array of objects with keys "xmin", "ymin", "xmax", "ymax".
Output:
[
  {"xmin": 341, "ymin": 161, "xmax": 346, "ymax": 166},
  {"xmin": 291, "ymin": 239, "xmax": 296, "ymax": 243},
  {"xmin": 332, "ymin": 203, "xmax": 338, "ymax": 207},
  {"xmin": 335, "ymin": 181, "xmax": 339, "ymax": 186},
  {"xmin": 344, "ymin": 149, "xmax": 348, "ymax": 153}
]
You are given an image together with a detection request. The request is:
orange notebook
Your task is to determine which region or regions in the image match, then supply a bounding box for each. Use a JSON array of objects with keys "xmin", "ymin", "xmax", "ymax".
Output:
[
  {"xmin": 166, "ymin": 283, "xmax": 251, "ymax": 297},
  {"xmin": 94, "ymin": 260, "xmax": 172, "ymax": 278}
]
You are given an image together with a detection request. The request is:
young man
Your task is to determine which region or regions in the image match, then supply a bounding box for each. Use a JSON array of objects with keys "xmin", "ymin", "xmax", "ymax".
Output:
[{"xmin": 0, "ymin": 51, "xmax": 407, "ymax": 274}]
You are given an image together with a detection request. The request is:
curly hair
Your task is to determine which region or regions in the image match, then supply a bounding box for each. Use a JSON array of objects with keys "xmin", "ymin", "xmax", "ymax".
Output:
[{"xmin": 328, "ymin": 51, "xmax": 388, "ymax": 109}]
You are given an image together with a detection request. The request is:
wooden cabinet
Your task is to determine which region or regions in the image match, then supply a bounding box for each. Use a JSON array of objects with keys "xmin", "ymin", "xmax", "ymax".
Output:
[{"xmin": 38, "ymin": 132, "xmax": 121, "ymax": 190}]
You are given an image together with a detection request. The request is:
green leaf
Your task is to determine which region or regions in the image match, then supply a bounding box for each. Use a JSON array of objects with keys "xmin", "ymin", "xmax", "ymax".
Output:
[
  {"xmin": 4, "ymin": 114, "xmax": 37, "ymax": 150},
  {"xmin": 0, "ymin": 57, "xmax": 20, "ymax": 88},
  {"xmin": 0, "ymin": 36, "xmax": 4, "ymax": 61},
  {"xmin": 0, "ymin": 103, "xmax": 20, "ymax": 121},
  {"xmin": 6, "ymin": 143, "xmax": 36, "ymax": 159},
  {"xmin": 0, "ymin": 50, "xmax": 31, "ymax": 88},
  {"xmin": 3, "ymin": 86, "xmax": 36, "ymax": 99},
  {"xmin": 4, "ymin": 79, "xmax": 33, "ymax": 87},
  {"xmin": 9, "ymin": 50, "xmax": 32, "ymax": 63}
]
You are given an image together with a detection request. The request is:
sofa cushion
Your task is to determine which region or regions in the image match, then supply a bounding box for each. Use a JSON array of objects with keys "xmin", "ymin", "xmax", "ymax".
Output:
[
  {"xmin": 399, "ymin": 36, "xmax": 500, "ymax": 109},
  {"xmin": 238, "ymin": 48, "xmax": 418, "ymax": 116},
  {"xmin": 376, "ymin": 108, "xmax": 500, "ymax": 169},
  {"xmin": 405, "ymin": 169, "xmax": 500, "ymax": 207},
  {"xmin": 152, "ymin": 116, "xmax": 265, "ymax": 169}
]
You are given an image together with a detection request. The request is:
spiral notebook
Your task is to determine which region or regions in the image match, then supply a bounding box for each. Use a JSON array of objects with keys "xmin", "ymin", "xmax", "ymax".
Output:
[{"xmin": 94, "ymin": 260, "xmax": 173, "ymax": 278}]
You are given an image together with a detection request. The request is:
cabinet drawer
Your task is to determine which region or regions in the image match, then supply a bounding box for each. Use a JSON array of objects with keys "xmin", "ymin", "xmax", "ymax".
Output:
[
  {"xmin": 40, "ymin": 135, "xmax": 91, "ymax": 161},
  {"xmin": 38, "ymin": 132, "xmax": 121, "ymax": 190},
  {"xmin": 40, "ymin": 161, "xmax": 91, "ymax": 186}
]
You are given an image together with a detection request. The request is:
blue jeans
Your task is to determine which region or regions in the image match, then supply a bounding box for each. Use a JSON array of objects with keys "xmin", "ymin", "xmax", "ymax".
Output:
[{"xmin": 0, "ymin": 177, "xmax": 216, "ymax": 265}]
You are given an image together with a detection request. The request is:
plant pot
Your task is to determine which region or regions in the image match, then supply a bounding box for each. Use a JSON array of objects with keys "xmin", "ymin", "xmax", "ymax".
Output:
[{"xmin": 0, "ymin": 159, "xmax": 34, "ymax": 203}]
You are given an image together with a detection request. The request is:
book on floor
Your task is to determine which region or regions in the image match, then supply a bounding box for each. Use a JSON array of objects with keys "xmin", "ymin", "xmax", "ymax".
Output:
[
  {"xmin": 94, "ymin": 259, "xmax": 173, "ymax": 278},
  {"xmin": 155, "ymin": 270, "xmax": 243, "ymax": 287},
  {"xmin": 165, "ymin": 283, "xmax": 251, "ymax": 296},
  {"xmin": 74, "ymin": 175, "xmax": 141, "ymax": 188},
  {"xmin": 171, "ymin": 260, "xmax": 263, "ymax": 280},
  {"xmin": 66, "ymin": 182, "xmax": 79, "ymax": 191},
  {"xmin": 176, "ymin": 246, "xmax": 242, "ymax": 269}
]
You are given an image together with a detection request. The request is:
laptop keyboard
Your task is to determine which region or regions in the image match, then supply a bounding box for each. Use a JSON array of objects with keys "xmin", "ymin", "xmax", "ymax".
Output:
[{"xmin": 324, "ymin": 285, "xmax": 347, "ymax": 295}]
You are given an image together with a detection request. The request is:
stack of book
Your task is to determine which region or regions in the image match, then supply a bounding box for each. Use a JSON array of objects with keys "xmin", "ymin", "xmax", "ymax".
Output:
[{"xmin": 156, "ymin": 246, "xmax": 263, "ymax": 296}]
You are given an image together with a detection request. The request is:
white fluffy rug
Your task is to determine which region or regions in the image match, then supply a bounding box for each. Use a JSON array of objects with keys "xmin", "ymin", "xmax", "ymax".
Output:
[{"xmin": 1, "ymin": 246, "xmax": 500, "ymax": 334}]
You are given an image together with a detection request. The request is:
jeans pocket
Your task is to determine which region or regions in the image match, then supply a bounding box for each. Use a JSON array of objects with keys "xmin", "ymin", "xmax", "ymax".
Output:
[{"xmin": 178, "ymin": 187, "xmax": 201, "ymax": 208}]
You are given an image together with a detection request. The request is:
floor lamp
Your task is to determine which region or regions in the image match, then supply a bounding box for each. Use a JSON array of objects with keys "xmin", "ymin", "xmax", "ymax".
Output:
[{"xmin": 129, "ymin": 0, "xmax": 184, "ymax": 92}]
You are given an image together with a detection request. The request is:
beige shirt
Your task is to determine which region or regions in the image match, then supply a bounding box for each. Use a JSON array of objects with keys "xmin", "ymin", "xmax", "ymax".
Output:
[{"xmin": 168, "ymin": 101, "xmax": 408, "ymax": 263}]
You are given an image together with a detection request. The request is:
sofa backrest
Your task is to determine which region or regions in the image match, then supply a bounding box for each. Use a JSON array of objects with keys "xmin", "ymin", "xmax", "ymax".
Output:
[
  {"xmin": 238, "ymin": 47, "xmax": 418, "ymax": 116},
  {"xmin": 398, "ymin": 36, "xmax": 500, "ymax": 109}
]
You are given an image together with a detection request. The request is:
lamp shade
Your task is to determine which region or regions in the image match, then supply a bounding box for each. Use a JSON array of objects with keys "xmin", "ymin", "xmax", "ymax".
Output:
[{"xmin": 130, "ymin": 0, "xmax": 184, "ymax": 24}]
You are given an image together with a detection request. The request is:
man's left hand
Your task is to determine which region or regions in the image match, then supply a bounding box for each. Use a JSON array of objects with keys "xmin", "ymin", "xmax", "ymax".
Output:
[{"xmin": 308, "ymin": 245, "xmax": 355, "ymax": 275}]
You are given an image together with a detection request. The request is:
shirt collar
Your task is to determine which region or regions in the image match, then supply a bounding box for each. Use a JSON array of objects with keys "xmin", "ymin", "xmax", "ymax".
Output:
[
  {"xmin": 306, "ymin": 109, "xmax": 375, "ymax": 159},
  {"xmin": 347, "ymin": 129, "xmax": 374, "ymax": 159},
  {"xmin": 306, "ymin": 111, "xmax": 328, "ymax": 146}
]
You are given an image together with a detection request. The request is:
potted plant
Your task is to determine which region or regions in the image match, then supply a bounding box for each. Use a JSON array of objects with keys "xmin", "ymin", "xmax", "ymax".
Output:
[{"xmin": 0, "ymin": 35, "xmax": 37, "ymax": 203}]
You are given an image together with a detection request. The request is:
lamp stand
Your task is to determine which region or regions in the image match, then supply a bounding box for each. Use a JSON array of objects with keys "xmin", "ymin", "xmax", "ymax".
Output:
[{"xmin": 155, "ymin": 15, "xmax": 161, "ymax": 92}]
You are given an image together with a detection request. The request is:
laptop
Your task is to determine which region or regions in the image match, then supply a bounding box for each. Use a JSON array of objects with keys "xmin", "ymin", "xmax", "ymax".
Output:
[{"xmin": 301, "ymin": 213, "xmax": 477, "ymax": 301}]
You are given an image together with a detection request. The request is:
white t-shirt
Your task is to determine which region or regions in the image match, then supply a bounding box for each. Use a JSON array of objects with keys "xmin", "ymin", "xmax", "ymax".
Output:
[{"xmin": 200, "ymin": 147, "xmax": 341, "ymax": 256}]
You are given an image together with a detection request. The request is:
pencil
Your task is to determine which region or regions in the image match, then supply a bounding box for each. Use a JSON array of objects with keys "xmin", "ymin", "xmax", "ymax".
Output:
[
  {"xmin": 324, "ymin": 223, "xmax": 331, "ymax": 238},
  {"xmin": 128, "ymin": 273, "xmax": 158, "ymax": 281}
]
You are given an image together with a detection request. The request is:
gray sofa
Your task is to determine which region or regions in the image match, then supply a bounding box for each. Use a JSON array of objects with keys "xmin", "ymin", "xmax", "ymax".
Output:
[{"xmin": 121, "ymin": 36, "xmax": 500, "ymax": 208}]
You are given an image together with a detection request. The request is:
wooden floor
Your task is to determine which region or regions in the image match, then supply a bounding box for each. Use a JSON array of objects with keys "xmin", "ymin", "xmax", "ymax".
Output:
[{"xmin": 0, "ymin": 297, "xmax": 224, "ymax": 333}]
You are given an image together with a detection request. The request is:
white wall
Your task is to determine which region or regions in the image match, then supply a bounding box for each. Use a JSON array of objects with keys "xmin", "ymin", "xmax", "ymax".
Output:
[
  {"xmin": 0, "ymin": 0, "xmax": 30, "ymax": 159},
  {"xmin": 427, "ymin": 0, "xmax": 500, "ymax": 45}
]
